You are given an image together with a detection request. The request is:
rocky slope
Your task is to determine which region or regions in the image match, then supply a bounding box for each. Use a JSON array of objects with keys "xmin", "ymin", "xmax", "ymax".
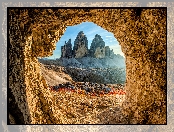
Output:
[
  {"xmin": 56, "ymin": 55, "xmax": 125, "ymax": 69},
  {"xmin": 40, "ymin": 63, "xmax": 73, "ymax": 86},
  {"xmin": 39, "ymin": 58, "xmax": 126, "ymax": 84},
  {"xmin": 64, "ymin": 67, "xmax": 126, "ymax": 84}
]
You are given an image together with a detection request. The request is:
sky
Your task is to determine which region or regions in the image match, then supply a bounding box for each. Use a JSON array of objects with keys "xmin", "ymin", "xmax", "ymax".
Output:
[{"xmin": 44, "ymin": 22, "xmax": 124, "ymax": 59}]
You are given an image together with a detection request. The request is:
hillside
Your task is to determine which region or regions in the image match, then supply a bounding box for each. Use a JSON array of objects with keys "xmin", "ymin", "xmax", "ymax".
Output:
[
  {"xmin": 39, "ymin": 57, "xmax": 126, "ymax": 84},
  {"xmin": 40, "ymin": 63, "xmax": 73, "ymax": 86},
  {"xmin": 56, "ymin": 55, "xmax": 125, "ymax": 69}
]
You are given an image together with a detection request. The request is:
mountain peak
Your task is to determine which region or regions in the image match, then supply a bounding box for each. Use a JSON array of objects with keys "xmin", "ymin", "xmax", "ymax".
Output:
[{"xmin": 61, "ymin": 31, "xmax": 116, "ymax": 59}]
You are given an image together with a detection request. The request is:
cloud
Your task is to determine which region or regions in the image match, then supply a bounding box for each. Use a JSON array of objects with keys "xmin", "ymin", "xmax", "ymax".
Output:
[{"xmin": 105, "ymin": 36, "xmax": 112, "ymax": 38}]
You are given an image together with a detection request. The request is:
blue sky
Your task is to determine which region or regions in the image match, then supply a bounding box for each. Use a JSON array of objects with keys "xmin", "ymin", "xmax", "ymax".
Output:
[{"xmin": 44, "ymin": 22, "xmax": 124, "ymax": 59}]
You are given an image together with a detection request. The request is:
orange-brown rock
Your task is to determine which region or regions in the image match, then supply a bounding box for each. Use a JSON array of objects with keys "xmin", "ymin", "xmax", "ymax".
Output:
[{"xmin": 9, "ymin": 8, "xmax": 166, "ymax": 124}]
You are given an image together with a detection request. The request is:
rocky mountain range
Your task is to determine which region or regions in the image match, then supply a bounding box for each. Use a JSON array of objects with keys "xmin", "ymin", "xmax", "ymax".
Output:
[
  {"xmin": 39, "ymin": 31, "xmax": 126, "ymax": 84},
  {"xmin": 57, "ymin": 56, "xmax": 125, "ymax": 69},
  {"xmin": 61, "ymin": 31, "xmax": 116, "ymax": 59},
  {"xmin": 39, "ymin": 59, "xmax": 126, "ymax": 84}
]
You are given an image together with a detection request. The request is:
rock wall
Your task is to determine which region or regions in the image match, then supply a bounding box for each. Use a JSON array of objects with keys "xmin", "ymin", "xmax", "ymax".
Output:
[
  {"xmin": 94, "ymin": 47, "xmax": 105, "ymax": 58},
  {"xmin": 73, "ymin": 31, "xmax": 88, "ymax": 58},
  {"xmin": 61, "ymin": 39, "xmax": 72, "ymax": 58},
  {"xmin": 89, "ymin": 34, "xmax": 106, "ymax": 58},
  {"xmin": 105, "ymin": 46, "xmax": 110, "ymax": 57},
  {"xmin": 9, "ymin": 8, "xmax": 166, "ymax": 124},
  {"xmin": 61, "ymin": 32, "xmax": 115, "ymax": 59}
]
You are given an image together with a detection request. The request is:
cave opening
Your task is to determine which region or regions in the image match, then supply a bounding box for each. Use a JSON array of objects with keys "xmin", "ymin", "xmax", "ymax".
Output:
[
  {"xmin": 9, "ymin": 8, "xmax": 166, "ymax": 124},
  {"xmin": 38, "ymin": 21, "xmax": 126, "ymax": 98},
  {"xmin": 37, "ymin": 21, "xmax": 127, "ymax": 124}
]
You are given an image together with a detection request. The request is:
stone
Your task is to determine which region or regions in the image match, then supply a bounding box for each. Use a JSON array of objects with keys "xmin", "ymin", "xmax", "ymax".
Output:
[
  {"xmin": 89, "ymin": 34, "xmax": 105, "ymax": 58},
  {"xmin": 94, "ymin": 47, "xmax": 105, "ymax": 58},
  {"xmin": 53, "ymin": 85, "xmax": 59, "ymax": 91},
  {"xmin": 109, "ymin": 49, "xmax": 114, "ymax": 58},
  {"xmin": 59, "ymin": 84, "xmax": 64, "ymax": 88},
  {"xmin": 84, "ymin": 87, "xmax": 91, "ymax": 93},
  {"xmin": 70, "ymin": 85, "xmax": 75, "ymax": 90},
  {"xmin": 105, "ymin": 46, "xmax": 110, "ymax": 57},
  {"xmin": 61, "ymin": 39, "xmax": 72, "ymax": 58},
  {"xmin": 105, "ymin": 46, "xmax": 115, "ymax": 58},
  {"xmin": 73, "ymin": 31, "xmax": 88, "ymax": 58},
  {"xmin": 74, "ymin": 44, "xmax": 88, "ymax": 58},
  {"xmin": 104, "ymin": 87, "xmax": 112, "ymax": 93}
]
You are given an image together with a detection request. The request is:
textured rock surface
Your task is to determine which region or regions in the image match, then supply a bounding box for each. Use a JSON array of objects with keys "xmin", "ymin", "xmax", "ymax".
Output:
[
  {"xmin": 105, "ymin": 46, "xmax": 110, "ymax": 57},
  {"xmin": 94, "ymin": 47, "xmax": 105, "ymax": 58},
  {"xmin": 61, "ymin": 39, "xmax": 72, "ymax": 58},
  {"xmin": 61, "ymin": 32, "xmax": 116, "ymax": 59},
  {"xmin": 9, "ymin": 8, "xmax": 166, "ymax": 124},
  {"xmin": 89, "ymin": 34, "xmax": 105, "ymax": 58},
  {"xmin": 74, "ymin": 44, "xmax": 88, "ymax": 58},
  {"xmin": 73, "ymin": 31, "xmax": 88, "ymax": 58}
]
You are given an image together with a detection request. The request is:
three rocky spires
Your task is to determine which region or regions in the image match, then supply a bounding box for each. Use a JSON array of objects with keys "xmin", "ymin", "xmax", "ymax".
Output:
[{"xmin": 61, "ymin": 31, "xmax": 115, "ymax": 58}]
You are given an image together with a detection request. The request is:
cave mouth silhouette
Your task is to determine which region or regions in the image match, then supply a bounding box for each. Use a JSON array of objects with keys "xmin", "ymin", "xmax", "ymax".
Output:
[{"xmin": 9, "ymin": 8, "xmax": 166, "ymax": 124}]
